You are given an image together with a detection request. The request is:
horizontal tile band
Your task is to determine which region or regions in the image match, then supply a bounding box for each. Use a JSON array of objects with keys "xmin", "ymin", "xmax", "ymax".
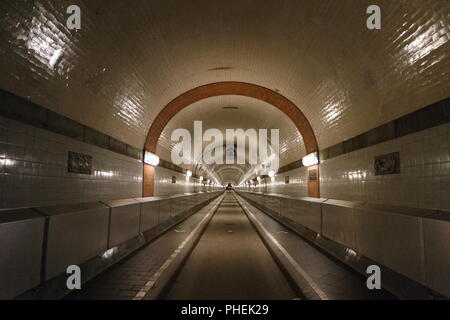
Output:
[
  {"xmin": 278, "ymin": 95, "xmax": 450, "ymax": 175},
  {"xmin": 158, "ymin": 158, "xmax": 185, "ymax": 175},
  {"xmin": 277, "ymin": 160, "xmax": 304, "ymax": 174},
  {"xmin": 319, "ymin": 96, "xmax": 450, "ymax": 161},
  {"xmin": 158, "ymin": 159, "xmax": 205, "ymax": 181},
  {"xmin": 1, "ymin": 88, "xmax": 448, "ymax": 170},
  {"xmin": 0, "ymin": 89, "xmax": 142, "ymax": 161}
]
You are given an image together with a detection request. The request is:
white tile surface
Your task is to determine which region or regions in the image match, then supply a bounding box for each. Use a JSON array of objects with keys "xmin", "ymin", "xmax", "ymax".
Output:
[
  {"xmin": 237, "ymin": 167, "xmax": 308, "ymax": 198},
  {"xmin": 320, "ymin": 123, "xmax": 450, "ymax": 210},
  {"xmin": 0, "ymin": 0, "xmax": 448, "ymax": 152},
  {"xmin": 154, "ymin": 166, "xmax": 222, "ymax": 196},
  {"xmin": 0, "ymin": 116, "xmax": 143, "ymax": 209},
  {"xmin": 236, "ymin": 123, "xmax": 450, "ymax": 210}
]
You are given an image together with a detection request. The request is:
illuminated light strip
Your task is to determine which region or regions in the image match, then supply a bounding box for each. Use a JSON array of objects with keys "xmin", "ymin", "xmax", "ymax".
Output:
[
  {"xmin": 236, "ymin": 195, "xmax": 329, "ymax": 300},
  {"xmin": 133, "ymin": 196, "xmax": 223, "ymax": 300},
  {"xmin": 144, "ymin": 151, "xmax": 160, "ymax": 166},
  {"xmin": 302, "ymin": 152, "xmax": 319, "ymax": 167}
]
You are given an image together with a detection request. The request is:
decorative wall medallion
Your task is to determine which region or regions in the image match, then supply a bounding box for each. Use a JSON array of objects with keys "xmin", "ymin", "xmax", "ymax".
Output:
[
  {"xmin": 375, "ymin": 152, "xmax": 400, "ymax": 175},
  {"xmin": 68, "ymin": 151, "xmax": 92, "ymax": 174}
]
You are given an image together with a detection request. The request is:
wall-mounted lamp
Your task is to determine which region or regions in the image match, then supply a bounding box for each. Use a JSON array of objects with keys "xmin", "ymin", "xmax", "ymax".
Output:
[
  {"xmin": 302, "ymin": 152, "xmax": 319, "ymax": 167},
  {"xmin": 268, "ymin": 170, "xmax": 275, "ymax": 178},
  {"xmin": 144, "ymin": 151, "xmax": 160, "ymax": 166},
  {"xmin": 186, "ymin": 170, "xmax": 192, "ymax": 177},
  {"xmin": 256, "ymin": 176, "xmax": 261, "ymax": 182},
  {"xmin": 199, "ymin": 176, "xmax": 204, "ymax": 181}
]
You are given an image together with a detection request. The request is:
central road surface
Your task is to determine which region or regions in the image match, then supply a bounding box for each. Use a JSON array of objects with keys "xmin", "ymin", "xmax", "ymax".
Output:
[{"xmin": 164, "ymin": 192, "xmax": 298, "ymax": 300}]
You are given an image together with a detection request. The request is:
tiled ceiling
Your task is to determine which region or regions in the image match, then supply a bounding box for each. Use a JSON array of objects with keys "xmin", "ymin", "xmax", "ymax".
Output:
[
  {"xmin": 0, "ymin": 0, "xmax": 449, "ymax": 153},
  {"xmin": 157, "ymin": 96, "xmax": 304, "ymax": 164},
  {"xmin": 157, "ymin": 95, "xmax": 304, "ymax": 183},
  {"xmin": 212, "ymin": 164, "xmax": 251, "ymax": 186}
]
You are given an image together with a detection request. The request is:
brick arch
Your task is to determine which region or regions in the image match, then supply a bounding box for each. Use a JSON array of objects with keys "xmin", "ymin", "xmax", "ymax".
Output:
[{"xmin": 144, "ymin": 81, "xmax": 320, "ymax": 197}]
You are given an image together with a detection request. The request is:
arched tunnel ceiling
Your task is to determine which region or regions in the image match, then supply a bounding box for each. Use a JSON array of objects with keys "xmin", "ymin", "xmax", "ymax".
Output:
[
  {"xmin": 157, "ymin": 96, "xmax": 303, "ymax": 184},
  {"xmin": 0, "ymin": 0, "xmax": 449, "ymax": 150},
  {"xmin": 157, "ymin": 95, "xmax": 305, "ymax": 165},
  {"xmin": 213, "ymin": 164, "xmax": 250, "ymax": 186}
]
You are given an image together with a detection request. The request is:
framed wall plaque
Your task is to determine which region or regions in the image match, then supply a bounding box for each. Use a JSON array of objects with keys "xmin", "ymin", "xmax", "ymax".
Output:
[
  {"xmin": 68, "ymin": 151, "xmax": 92, "ymax": 175},
  {"xmin": 309, "ymin": 169, "xmax": 318, "ymax": 181},
  {"xmin": 375, "ymin": 152, "xmax": 400, "ymax": 175}
]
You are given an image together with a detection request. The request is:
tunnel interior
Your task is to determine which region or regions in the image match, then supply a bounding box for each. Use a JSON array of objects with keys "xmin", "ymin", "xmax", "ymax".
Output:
[
  {"xmin": 0, "ymin": 0, "xmax": 449, "ymax": 302},
  {"xmin": 155, "ymin": 93, "xmax": 307, "ymax": 190}
]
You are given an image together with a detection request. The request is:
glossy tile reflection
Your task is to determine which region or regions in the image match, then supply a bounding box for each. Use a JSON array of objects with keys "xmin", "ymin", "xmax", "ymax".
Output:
[
  {"xmin": 0, "ymin": 1, "xmax": 449, "ymax": 302},
  {"xmin": 0, "ymin": 0, "xmax": 448, "ymax": 150},
  {"xmin": 0, "ymin": 116, "xmax": 142, "ymax": 209}
]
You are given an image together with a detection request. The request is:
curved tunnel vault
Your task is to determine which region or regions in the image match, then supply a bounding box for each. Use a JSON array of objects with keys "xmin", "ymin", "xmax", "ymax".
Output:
[
  {"xmin": 144, "ymin": 81, "xmax": 319, "ymax": 198},
  {"xmin": 0, "ymin": 0, "xmax": 449, "ymax": 301}
]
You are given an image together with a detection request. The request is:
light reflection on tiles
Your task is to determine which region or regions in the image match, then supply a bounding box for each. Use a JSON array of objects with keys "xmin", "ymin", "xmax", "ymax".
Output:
[
  {"xmin": 0, "ymin": 116, "xmax": 142, "ymax": 209},
  {"xmin": 319, "ymin": 122, "xmax": 450, "ymax": 210},
  {"xmin": 236, "ymin": 122, "xmax": 449, "ymax": 210},
  {"xmin": 2, "ymin": 1, "xmax": 447, "ymax": 151},
  {"xmin": 154, "ymin": 166, "xmax": 222, "ymax": 197}
]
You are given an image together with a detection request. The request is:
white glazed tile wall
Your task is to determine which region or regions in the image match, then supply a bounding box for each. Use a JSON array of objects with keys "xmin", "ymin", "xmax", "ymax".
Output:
[
  {"xmin": 236, "ymin": 123, "xmax": 449, "ymax": 210},
  {"xmin": 237, "ymin": 167, "xmax": 308, "ymax": 198},
  {"xmin": 154, "ymin": 166, "xmax": 222, "ymax": 196},
  {"xmin": 320, "ymin": 123, "xmax": 450, "ymax": 210},
  {"xmin": 0, "ymin": 116, "xmax": 143, "ymax": 209}
]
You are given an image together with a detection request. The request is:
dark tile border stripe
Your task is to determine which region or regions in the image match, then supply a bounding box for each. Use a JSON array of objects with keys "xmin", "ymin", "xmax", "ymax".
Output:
[
  {"xmin": 278, "ymin": 96, "xmax": 450, "ymax": 175},
  {"xmin": 319, "ymin": 96, "xmax": 450, "ymax": 161},
  {"xmin": 158, "ymin": 159, "xmax": 207, "ymax": 181},
  {"xmin": 1, "ymin": 89, "xmax": 448, "ymax": 171},
  {"xmin": 0, "ymin": 89, "xmax": 142, "ymax": 160},
  {"xmin": 158, "ymin": 158, "xmax": 185, "ymax": 175},
  {"xmin": 278, "ymin": 160, "xmax": 304, "ymax": 174}
]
